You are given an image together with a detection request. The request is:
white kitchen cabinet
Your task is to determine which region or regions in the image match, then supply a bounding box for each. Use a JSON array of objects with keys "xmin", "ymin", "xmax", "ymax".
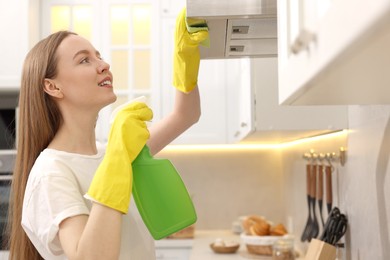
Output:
[
  {"xmin": 278, "ymin": 0, "xmax": 390, "ymax": 105},
  {"xmin": 0, "ymin": 251, "xmax": 9, "ymax": 260},
  {"xmin": 0, "ymin": 0, "xmax": 39, "ymax": 90},
  {"xmin": 242, "ymin": 57, "xmax": 348, "ymax": 144},
  {"xmin": 186, "ymin": 0, "xmax": 277, "ymax": 59},
  {"xmin": 155, "ymin": 239, "xmax": 193, "ymax": 260},
  {"xmin": 226, "ymin": 58, "xmax": 254, "ymax": 143},
  {"xmin": 155, "ymin": 248, "xmax": 191, "ymax": 260},
  {"xmin": 161, "ymin": 0, "xmax": 185, "ymax": 17}
]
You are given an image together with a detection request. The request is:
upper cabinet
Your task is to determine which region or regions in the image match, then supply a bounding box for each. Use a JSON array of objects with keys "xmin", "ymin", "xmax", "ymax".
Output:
[
  {"xmin": 0, "ymin": 0, "xmax": 39, "ymax": 91},
  {"xmin": 186, "ymin": 0, "xmax": 278, "ymax": 59},
  {"xmin": 242, "ymin": 57, "xmax": 348, "ymax": 144},
  {"xmin": 161, "ymin": 0, "xmax": 184, "ymax": 17},
  {"xmin": 278, "ymin": 0, "xmax": 390, "ymax": 105}
]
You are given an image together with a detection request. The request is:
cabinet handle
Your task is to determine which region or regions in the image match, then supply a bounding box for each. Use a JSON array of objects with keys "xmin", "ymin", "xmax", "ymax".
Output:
[
  {"xmin": 234, "ymin": 131, "xmax": 241, "ymax": 137},
  {"xmin": 241, "ymin": 122, "xmax": 247, "ymax": 127},
  {"xmin": 232, "ymin": 26, "xmax": 249, "ymax": 34},
  {"xmin": 290, "ymin": 29, "xmax": 316, "ymax": 54},
  {"xmin": 230, "ymin": 45, "xmax": 244, "ymax": 52}
]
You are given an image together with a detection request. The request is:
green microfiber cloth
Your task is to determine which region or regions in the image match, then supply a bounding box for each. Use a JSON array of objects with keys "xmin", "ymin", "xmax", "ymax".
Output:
[{"xmin": 185, "ymin": 17, "xmax": 210, "ymax": 47}]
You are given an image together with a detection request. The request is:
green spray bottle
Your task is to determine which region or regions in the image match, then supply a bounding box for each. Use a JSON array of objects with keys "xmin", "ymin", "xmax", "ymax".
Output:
[{"xmin": 131, "ymin": 146, "xmax": 197, "ymax": 240}]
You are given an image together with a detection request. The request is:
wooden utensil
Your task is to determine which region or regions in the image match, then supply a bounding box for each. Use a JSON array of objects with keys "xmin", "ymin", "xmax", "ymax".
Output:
[
  {"xmin": 301, "ymin": 164, "xmax": 313, "ymax": 242},
  {"xmin": 318, "ymin": 164, "xmax": 325, "ymax": 227},
  {"xmin": 325, "ymin": 165, "xmax": 333, "ymax": 214},
  {"xmin": 310, "ymin": 164, "xmax": 319, "ymax": 240}
]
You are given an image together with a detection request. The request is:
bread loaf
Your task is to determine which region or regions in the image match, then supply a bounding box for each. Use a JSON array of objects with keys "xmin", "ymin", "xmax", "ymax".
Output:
[
  {"xmin": 243, "ymin": 215, "xmax": 288, "ymax": 236},
  {"xmin": 270, "ymin": 223, "xmax": 288, "ymax": 236}
]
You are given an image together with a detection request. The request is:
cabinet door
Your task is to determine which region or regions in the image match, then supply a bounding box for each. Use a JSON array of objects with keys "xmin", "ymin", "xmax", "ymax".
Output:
[
  {"xmin": 155, "ymin": 248, "xmax": 190, "ymax": 260},
  {"xmin": 179, "ymin": 59, "xmax": 228, "ymax": 144},
  {"xmin": 277, "ymin": 0, "xmax": 332, "ymax": 105},
  {"xmin": 226, "ymin": 58, "xmax": 254, "ymax": 143},
  {"xmin": 278, "ymin": 0, "xmax": 390, "ymax": 105},
  {"xmin": 161, "ymin": 0, "xmax": 185, "ymax": 17}
]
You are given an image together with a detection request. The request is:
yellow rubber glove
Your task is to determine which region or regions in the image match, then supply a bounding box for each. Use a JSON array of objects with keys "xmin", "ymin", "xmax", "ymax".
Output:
[
  {"xmin": 85, "ymin": 101, "xmax": 153, "ymax": 214},
  {"xmin": 173, "ymin": 8, "xmax": 209, "ymax": 93}
]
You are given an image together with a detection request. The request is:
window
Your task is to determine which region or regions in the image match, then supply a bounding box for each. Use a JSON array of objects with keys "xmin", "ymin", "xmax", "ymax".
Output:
[
  {"xmin": 49, "ymin": 5, "xmax": 93, "ymax": 41},
  {"xmin": 42, "ymin": 0, "xmax": 159, "ymax": 142}
]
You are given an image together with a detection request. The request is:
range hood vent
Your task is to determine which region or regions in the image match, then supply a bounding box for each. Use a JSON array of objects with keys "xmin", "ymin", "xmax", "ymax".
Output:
[{"xmin": 187, "ymin": 0, "xmax": 277, "ymax": 59}]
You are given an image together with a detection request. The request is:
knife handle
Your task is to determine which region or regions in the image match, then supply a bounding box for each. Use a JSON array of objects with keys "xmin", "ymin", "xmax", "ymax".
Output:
[
  {"xmin": 325, "ymin": 165, "xmax": 332, "ymax": 206},
  {"xmin": 318, "ymin": 165, "xmax": 324, "ymax": 200},
  {"xmin": 306, "ymin": 164, "xmax": 312, "ymax": 197},
  {"xmin": 311, "ymin": 164, "xmax": 317, "ymax": 199}
]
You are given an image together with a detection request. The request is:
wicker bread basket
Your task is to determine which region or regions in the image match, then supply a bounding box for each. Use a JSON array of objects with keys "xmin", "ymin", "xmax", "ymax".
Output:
[
  {"xmin": 241, "ymin": 234, "xmax": 280, "ymax": 256},
  {"xmin": 245, "ymin": 244, "xmax": 273, "ymax": 255}
]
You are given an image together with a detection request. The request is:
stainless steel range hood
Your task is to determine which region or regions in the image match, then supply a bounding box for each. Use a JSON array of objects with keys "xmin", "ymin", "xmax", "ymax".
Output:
[{"xmin": 186, "ymin": 0, "xmax": 277, "ymax": 59}]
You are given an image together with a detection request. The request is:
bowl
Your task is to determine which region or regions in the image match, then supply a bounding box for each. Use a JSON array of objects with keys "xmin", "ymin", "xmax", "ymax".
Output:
[{"xmin": 210, "ymin": 242, "xmax": 240, "ymax": 254}]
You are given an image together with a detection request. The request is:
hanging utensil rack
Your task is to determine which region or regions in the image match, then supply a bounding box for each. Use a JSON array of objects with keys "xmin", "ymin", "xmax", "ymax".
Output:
[
  {"xmin": 302, "ymin": 147, "xmax": 347, "ymax": 166},
  {"xmin": 300, "ymin": 147, "xmax": 346, "ymax": 243}
]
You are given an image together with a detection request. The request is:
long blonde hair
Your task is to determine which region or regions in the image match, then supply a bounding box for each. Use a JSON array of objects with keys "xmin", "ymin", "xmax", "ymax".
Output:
[{"xmin": 7, "ymin": 31, "xmax": 76, "ymax": 260}]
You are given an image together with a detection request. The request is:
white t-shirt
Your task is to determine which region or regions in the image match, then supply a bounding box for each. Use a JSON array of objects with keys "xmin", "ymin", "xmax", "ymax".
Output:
[{"xmin": 21, "ymin": 143, "xmax": 155, "ymax": 260}]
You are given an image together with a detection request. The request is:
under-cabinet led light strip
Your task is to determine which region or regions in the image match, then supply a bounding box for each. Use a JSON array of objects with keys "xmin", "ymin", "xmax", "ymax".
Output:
[{"xmin": 162, "ymin": 129, "xmax": 349, "ymax": 152}]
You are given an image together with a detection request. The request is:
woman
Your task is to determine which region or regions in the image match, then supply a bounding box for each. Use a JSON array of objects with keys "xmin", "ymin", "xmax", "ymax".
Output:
[{"xmin": 7, "ymin": 8, "xmax": 207, "ymax": 260}]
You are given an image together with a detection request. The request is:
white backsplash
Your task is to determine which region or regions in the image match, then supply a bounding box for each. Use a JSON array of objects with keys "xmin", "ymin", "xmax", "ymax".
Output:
[{"xmin": 157, "ymin": 148, "xmax": 286, "ymax": 229}]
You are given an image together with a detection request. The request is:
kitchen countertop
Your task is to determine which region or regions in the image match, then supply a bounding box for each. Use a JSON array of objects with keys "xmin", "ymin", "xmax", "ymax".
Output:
[
  {"xmin": 189, "ymin": 230, "xmax": 271, "ymax": 260},
  {"xmin": 157, "ymin": 230, "xmax": 303, "ymax": 260},
  {"xmin": 1, "ymin": 230, "xmax": 303, "ymax": 260}
]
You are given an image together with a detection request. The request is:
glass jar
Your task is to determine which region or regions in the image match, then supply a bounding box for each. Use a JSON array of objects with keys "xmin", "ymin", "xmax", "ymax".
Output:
[{"xmin": 272, "ymin": 237, "xmax": 295, "ymax": 260}]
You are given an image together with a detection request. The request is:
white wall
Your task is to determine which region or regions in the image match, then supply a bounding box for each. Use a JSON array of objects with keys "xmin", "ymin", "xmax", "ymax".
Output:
[
  {"xmin": 157, "ymin": 148, "xmax": 286, "ymax": 230},
  {"xmin": 340, "ymin": 105, "xmax": 390, "ymax": 260}
]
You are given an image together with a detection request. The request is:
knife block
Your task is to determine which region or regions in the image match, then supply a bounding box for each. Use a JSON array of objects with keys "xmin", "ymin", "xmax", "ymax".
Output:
[{"xmin": 304, "ymin": 239, "xmax": 336, "ymax": 260}]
